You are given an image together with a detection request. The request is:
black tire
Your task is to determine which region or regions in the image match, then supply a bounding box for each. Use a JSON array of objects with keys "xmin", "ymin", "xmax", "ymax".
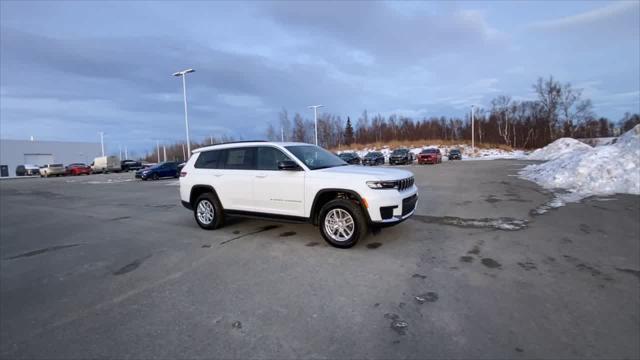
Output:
[
  {"xmin": 194, "ymin": 193, "xmax": 224, "ymax": 230},
  {"xmin": 152, "ymin": 173, "xmax": 159, "ymax": 181},
  {"xmin": 318, "ymin": 199, "xmax": 367, "ymax": 248}
]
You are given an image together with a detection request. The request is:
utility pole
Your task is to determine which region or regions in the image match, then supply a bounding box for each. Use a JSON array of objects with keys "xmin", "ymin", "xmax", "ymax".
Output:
[
  {"xmin": 156, "ymin": 140, "xmax": 160, "ymax": 163},
  {"xmin": 281, "ymin": 127, "xmax": 284, "ymax": 142},
  {"xmin": 163, "ymin": 145, "xmax": 167, "ymax": 162},
  {"xmin": 125, "ymin": 146, "xmax": 128, "ymax": 159},
  {"xmin": 308, "ymin": 105, "xmax": 324, "ymax": 146},
  {"xmin": 210, "ymin": 135, "xmax": 214, "ymax": 145},
  {"xmin": 182, "ymin": 144, "xmax": 186, "ymax": 161},
  {"xmin": 99, "ymin": 132, "xmax": 104, "ymax": 156},
  {"xmin": 119, "ymin": 145, "xmax": 122, "ymax": 160}
]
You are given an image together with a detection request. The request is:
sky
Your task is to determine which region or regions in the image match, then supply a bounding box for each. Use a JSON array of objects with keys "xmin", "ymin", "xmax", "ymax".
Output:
[{"xmin": 1, "ymin": 0, "xmax": 639, "ymax": 153}]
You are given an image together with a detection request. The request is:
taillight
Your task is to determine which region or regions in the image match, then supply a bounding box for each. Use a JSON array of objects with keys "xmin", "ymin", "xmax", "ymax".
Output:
[{"xmin": 180, "ymin": 171, "xmax": 187, "ymax": 177}]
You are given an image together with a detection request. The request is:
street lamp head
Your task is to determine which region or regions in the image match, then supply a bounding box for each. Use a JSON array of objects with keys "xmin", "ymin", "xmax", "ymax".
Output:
[
  {"xmin": 308, "ymin": 105, "xmax": 324, "ymax": 109},
  {"xmin": 172, "ymin": 68, "xmax": 195, "ymax": 77}
]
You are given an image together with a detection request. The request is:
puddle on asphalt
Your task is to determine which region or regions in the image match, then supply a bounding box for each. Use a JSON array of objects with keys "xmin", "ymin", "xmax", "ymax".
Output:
[
  {"xmin": 481, "ymin": 258, "xmax": 502, "ymax": 269},
  {"xmin": 384, "ymin": 313, "xmax": 408, "ymax": 335},
  {"xmin": 460, "ymin": 256, "xmax": 474, "ymax": 263},
  {"xmin": 113, "ymin": 254, "xmax": 152, "ymax": 275},
  {"xmin": 411, "ymin": 273, "xmax": 427, "ymax": 279},
  {"xmin": 411, "ymin": 215, "xmax": 527, "ymax": 231},
  {"xmin": 279, "ymin": 231, "xmax": 296, "ymax": 237}
]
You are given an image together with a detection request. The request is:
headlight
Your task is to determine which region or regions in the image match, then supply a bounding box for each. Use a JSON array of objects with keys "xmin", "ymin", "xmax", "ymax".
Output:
[{"xmin": 366, "ymin": 180, "xmax": 397, "ymax": 189}]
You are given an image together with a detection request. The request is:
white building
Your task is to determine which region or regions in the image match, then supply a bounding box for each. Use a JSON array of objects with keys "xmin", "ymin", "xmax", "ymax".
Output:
[{"xmin": 0, "ymin": 139, "xmax": 102, "ymax": 177}]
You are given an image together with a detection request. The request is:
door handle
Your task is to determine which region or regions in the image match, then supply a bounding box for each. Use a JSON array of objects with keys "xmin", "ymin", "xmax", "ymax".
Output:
[
  {"xmin": 213, "ymin": 174, "xmax": 223, "ymax": 177},
  {"xmin": 255, "ymin": 175, "xmax": 267, "ymax": 178}
]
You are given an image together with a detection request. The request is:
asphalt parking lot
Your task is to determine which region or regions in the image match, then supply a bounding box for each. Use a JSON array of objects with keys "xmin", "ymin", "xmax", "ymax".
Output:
[{"xmin": 1, "ymin": 160, "xmax": 639, "ymax": 359}]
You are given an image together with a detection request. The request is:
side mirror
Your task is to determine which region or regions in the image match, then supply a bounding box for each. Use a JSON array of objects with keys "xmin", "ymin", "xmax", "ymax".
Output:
[{"xmin": 278, "ymin": 160, "xmax": 300, "ymax": 171}]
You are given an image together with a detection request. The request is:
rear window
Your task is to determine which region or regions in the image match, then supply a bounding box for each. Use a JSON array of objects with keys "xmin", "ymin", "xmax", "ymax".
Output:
[
  {"xmin": 223, "ymin": 147, "xmax": 256, "ymax": 170},
  {"xmin": 195, "ymin": 150, "xmax": 221, "ymax": 169},
  {"xmin": 51, "ymin": 164, "xmax": 63, "ymax": 167},
  {"xmin": 422, "ymin": 149, "xmax": 437, "ymax": 154}
]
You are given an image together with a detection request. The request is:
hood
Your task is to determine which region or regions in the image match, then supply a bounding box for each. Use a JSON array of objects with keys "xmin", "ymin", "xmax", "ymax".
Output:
[{"xmin": 316, "ymin": 165, "xmax": 413, "ymax": 180}]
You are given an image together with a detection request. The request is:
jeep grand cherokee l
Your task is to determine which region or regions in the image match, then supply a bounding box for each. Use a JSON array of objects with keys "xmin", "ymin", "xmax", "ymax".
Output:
[{"xmin": 179, "ymin": 141, "xmax": 418, "ymax": 248}]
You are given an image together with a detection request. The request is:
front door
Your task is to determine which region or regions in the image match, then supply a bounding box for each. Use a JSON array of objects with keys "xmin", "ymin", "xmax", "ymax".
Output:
[{"xmin": 252, "ymin": 146, "xmax": 305, "ymax": 217}]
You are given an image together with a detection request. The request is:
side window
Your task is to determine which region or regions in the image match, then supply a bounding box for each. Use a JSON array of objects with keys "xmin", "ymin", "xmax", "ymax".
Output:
[
  {"xmin": 223, "ymin": 147, "xmax": 256, "ymax": 170},
  {"xmin": 195, "ymin": 150, "xmax": 221, "ymax": 169},
  {"xmin": 257, "ymin": 147, "xmax": 293, "ymax": 170}
]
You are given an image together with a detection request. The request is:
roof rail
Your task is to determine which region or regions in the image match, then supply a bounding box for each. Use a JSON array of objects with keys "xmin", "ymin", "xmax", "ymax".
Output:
[{"xmin": 210, "ymin": 140, "xmax": 267, "ymax": 146}]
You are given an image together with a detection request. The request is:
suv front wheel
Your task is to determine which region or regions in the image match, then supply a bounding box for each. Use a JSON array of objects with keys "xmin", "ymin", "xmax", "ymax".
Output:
[
  {"xmin": 318, "ymin": 199, "xmax": 367, "ymax": 248},
  {"xmin": 194, "ymin": 193, "xmax": 224, "ymax": 230}
]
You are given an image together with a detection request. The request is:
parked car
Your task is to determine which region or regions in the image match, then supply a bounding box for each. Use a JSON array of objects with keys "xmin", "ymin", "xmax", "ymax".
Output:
[
  {"xmin": 121, "ymin": 160, "xmax": 142, "ymax": 172},
  {"xmin": 448, "ymin": 149, "xmax": 462, "ymax": 160},
  {"xmin": 39, "ymin": 164, "xmax": 66, "ymax": 177},
  {"xmin": 15, "ymin": 164, "xmax": 40, "ymax": 176},
  {"xmin": 338, "ymin": 152, "xmax": 361, "ymax": 165},
  {"xmin": 91, "ymin": 156, "xmax": 121, "ymax": 173},
  {"xmin": 362, "ymin": 151, "xmax": 385, "ymax": 166},
  {"xmin": 66, "ymin": 163, "xmax": 92, "ymax": 176},
  {"xmin": 417, "ymin": 148, "xmax": 442, "ymax": 164},
  {"xmin": 140, "ymin": 162, "xmax": 155, "ymax": 169},
  {"xmin": 179, "ymin": 141, "xmax": 418, "ymax": 248},
  {"xmin": 135, "ymin": 162, "xmax": 180, "ymax": 180},
  {"xmin": 389, "ymin": 148, "xmax": 413, "ymax": 165}
]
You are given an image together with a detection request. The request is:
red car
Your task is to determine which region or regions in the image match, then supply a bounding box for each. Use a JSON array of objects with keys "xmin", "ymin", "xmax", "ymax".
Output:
[
  {"xmin": 417, "ymin": 148, "xmax": 442, "ymax": 164},
  {"xmin": 66, "ymin": 163, "xmax": 92, "ymax": 176}
]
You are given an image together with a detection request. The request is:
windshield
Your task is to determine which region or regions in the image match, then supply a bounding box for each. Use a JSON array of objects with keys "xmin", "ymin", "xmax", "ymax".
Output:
[
  {"xmin": 365, "ymin": 152, "xmax": 379, "ymax": 158},
  {"xmin": 338, "ymin": 153, "xmax": 353, "ymax": 159},
  {"xmin": 450, "ymin": 149, "xmax": 460, "ymax": 154},
  {"xmin": 422, "ymin": 149, "xmax": 437, "ymax": 154},
  {"xmin": 392, "ymin": 149, "xmax": 407, "ymax": 155},
  {"xmin": 285, "ymin": 145, "xmax": 347, "ymax": 170}
]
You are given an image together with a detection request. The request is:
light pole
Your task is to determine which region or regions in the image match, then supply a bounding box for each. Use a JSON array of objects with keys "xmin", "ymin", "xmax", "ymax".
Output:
[
  {"xmin": 163, "ymin": 145, "xmax": 167, "ymax": 162},
  {"xmin": 172, "ymin": 68, "xmax": 195, "ymax": 158},
  {"xmin": 125, "ymin": 146, "xmax": 128, "ymax": 159},
  {"xmin": 182, "ymin": 144, "xmax": 186, "ymax": 161},
  {"xmin": 471, "ymin": 105, "xmax": 475, "ymax": 152},
  {"xmin": 99, "ymin": 132, "xmax": 104, "ymax": 156},
  {"xmin": 308, "ymin": 105, "xmax": 324, "ymax": 145},
  {"xmin": 156, "ymin": 140, "xmax": 160, "ymax": 163}
]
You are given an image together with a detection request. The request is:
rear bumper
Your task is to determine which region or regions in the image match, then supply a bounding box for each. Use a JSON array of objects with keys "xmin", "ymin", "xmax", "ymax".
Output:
[{"xmin": 418, "ymin": 158, "xmax": 436, "ymax": 164}]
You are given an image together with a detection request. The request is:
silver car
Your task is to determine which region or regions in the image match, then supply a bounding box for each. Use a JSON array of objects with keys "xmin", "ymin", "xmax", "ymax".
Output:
[{"xmin": 40, "ymin": 164, "xmax": 66, "ymax": 177}]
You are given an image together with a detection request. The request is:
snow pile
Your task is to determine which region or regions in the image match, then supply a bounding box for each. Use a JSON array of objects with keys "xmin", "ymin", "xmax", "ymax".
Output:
[
  {"xmin": 520, "ymin": 125, "xmax": 640, "ymax": 196},
  {"xmin": 528, "ymin": 137, "xmax": 592, "ymax": 161}
]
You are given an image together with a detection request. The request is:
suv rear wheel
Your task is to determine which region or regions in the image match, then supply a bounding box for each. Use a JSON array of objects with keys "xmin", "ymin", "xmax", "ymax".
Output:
[
  {"xmin": 194, "ymin": 193, "xmax": 224, "ymax": 230},
  {"xmin": 318, "ymin": 199, "xmax": 367, "ymax": 248}
]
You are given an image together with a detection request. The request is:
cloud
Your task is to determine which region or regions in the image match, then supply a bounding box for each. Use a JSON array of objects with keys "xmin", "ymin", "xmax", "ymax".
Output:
[
  {"xmin": 260, "ymin": 2, "xmax": 507, "ymax": 64},
  {"xmin": 528, "ymin": 1, "xmax": 639, "ymax": 32}
]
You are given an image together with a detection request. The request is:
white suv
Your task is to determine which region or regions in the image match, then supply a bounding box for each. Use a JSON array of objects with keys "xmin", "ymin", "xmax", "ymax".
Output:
[{"xmin": 179, "ymin": 141, "xmax": 418, "ymax": 248}]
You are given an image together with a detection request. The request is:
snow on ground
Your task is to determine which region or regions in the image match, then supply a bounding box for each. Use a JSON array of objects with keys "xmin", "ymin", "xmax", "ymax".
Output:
[
  {"xmin": 520, "ymin": 125, "xmax": 640, "ymax": 203},
  {"xmin": 528, "ymin": 137, "xmax": 592, "ymax": 161}
]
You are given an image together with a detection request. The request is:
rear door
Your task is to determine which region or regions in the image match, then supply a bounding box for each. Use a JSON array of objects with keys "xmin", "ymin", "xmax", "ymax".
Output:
[
  {"xmin": 252, "ymin": 146, "xmax": 305, "ymax": 216},
  {"xmin": 216, "ymin": 147, "xmax": 257, "ymax": 211}
]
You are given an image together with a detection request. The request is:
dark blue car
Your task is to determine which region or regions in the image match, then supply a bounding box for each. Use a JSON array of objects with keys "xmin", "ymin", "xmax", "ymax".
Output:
[{"xmin": 135, "ymin": 162, "xmax": 179, "ymax": 180}]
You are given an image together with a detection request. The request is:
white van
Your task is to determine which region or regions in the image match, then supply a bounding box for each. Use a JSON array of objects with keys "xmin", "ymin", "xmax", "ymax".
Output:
[{"xmin": 91, "ymin": 156, "xmax": 122, "ymax": 173}]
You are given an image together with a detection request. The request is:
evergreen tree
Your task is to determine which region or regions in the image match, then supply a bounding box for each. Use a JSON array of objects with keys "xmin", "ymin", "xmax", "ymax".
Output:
[{"xmin": 344, "ymin": 117, "xmax": 354, "ymax": 145}]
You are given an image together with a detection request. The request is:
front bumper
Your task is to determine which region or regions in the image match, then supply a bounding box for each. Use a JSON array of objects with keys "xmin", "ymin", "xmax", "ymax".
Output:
[{"xmin": 365, "ymin": 186, "xmax": 418, "ymax": 224}]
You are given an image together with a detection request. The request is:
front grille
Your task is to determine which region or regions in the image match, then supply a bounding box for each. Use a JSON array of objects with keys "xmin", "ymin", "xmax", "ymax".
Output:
[
  {"xmin": 402, "ymin": 194, "xmax": 418, "ymax": 216},
  {"xmin": 396, "ymin": 177, "xmax": 414, "ymax": 191}
]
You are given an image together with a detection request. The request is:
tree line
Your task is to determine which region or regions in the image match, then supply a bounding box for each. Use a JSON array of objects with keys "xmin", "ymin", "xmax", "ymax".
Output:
[
  {"xmin": 143, "ymin": 75, "xmax": 639, "ymax": 162},
  {"xmin": 265, "ymin": 76, "xmax": 639, "ymax": 150}
]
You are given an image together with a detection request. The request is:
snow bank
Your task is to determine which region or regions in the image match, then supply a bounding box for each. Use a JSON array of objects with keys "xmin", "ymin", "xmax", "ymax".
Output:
[
  {"xmin": 520, "ymin": 125, "xmax": 640, "ymax": 197},
  {"xmin": 528, "ymin": 137, "xmax": 592, "ymax": 160}
]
